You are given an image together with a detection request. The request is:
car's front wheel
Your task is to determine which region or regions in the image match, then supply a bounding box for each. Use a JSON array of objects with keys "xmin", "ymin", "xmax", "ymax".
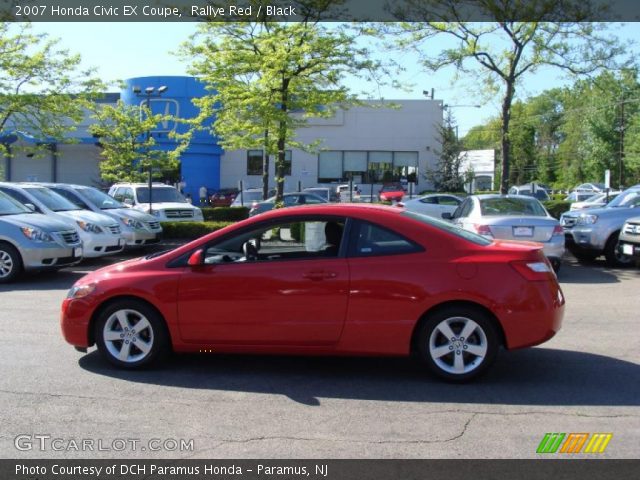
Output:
[
  {"xmin": 417, "ymin": 307, "xmax": 499, "ymax": 382},
  {"xmin": 0, "ymin": 242, "xmax": 22, "ymax": 283},
  {"xmin": 95, "ymin": 300, "xmax": 168, "ymax": 368},
  {"xmin": 604, "ymin": 233, "xmax": 634, "ymax": 268}
]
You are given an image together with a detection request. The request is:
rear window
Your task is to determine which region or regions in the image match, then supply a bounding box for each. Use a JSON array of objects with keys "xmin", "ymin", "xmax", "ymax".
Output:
[
  {"xmin": 402, "ymin": 211, "xmax": 492, "ymax": 246},
  {"xmin": 480, "ymin": 197, "xmax": 547, "ymax": 217}
]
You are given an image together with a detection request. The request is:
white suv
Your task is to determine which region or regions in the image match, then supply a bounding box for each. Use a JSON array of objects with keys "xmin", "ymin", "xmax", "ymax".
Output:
[{"xmin": 108, "ymin": 183, "xmax": 204, "ymax": 223}]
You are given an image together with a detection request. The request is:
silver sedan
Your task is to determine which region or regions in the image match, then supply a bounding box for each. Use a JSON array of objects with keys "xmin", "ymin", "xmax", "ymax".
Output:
[
  {"xmin": 444, "ymin": 194, "xmax": 565, "ymax": 271},
  {"xmin": 399, "ymin": 194, "xmax": 462, "ymax": 218}
]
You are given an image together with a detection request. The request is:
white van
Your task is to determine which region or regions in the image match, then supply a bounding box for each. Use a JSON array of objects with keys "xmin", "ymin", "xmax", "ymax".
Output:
[{"xmin": 108, "ymin": 183, "xmax": 204, "ymax": 222}]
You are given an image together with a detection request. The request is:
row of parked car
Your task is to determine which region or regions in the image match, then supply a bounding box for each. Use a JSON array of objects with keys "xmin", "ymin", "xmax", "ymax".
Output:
[{"xmin": 0, "ymin": 182, "xmax": 170, "ymax": 283}]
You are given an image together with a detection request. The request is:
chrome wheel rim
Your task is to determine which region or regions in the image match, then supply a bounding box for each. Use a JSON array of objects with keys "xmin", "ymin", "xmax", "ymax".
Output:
[
  {"xmin": 103, "ymin": 309, "xmax": 154, "ymax": 363},
  {"xmin": 0, "ymin": 251, "xmax": 14, "ymax": 278},
  {"xmin": 429, "ymin": 317, "xmax": 488, "ymax": 375}
]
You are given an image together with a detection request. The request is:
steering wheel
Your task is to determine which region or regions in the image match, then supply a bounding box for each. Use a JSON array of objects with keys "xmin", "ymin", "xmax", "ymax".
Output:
[{"xmin": 242, "ymin": 241, "xmax": 258, "ymax": 261}]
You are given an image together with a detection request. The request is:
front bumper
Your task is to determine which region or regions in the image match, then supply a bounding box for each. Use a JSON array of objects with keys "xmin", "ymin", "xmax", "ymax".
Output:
[
  {"xmin": 563, "ymin": 226, "xmax": 605, "ymax": 252},
  {"xmin": 20, "ymin": 243, "xmax": 83, "ymax": 271},
  {"xmin": 80, "ymin": 232, "xmax": 125, "ymax": 258},
  {"xmin": 121, "ymin": 228, "xmax": 163, "ymax": 247}
]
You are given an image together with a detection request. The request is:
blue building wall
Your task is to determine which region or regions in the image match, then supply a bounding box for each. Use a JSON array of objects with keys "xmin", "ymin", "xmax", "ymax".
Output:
[{"xmin": 121, "ymin": 76, "xmax": 222, "ymax": 203}]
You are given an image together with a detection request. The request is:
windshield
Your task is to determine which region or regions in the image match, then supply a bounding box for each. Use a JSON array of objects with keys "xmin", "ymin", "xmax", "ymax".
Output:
[
  {"xmin": 403, "ymin": 211, "xmax": 492, "ymax": 246},
  {"xmin": 136, "ymin": 187, "xmax": 186, "ymax": 204},
  {"xmin": 25, "ymin": 187, "xmax": 80, "ymax": 212},
  {"xmin": 480, "ymin": 197, "xmax": 547, "ymax": 217},
  {"xmin": 607, "ymin": 189, "xmax": 640, "ymax": 208},
  {"xmin": 77, "ymin": 187, "xmax": 124, "ymax": 210},
  {"xmin": 0, "ymin": 191, "xmax": 32, "ymax": 215}
]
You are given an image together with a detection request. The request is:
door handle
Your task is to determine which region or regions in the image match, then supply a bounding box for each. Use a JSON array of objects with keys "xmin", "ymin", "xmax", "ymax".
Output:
[{"xmin": 302, "ymin": 271, "xmax": 337, "ymax": 281}]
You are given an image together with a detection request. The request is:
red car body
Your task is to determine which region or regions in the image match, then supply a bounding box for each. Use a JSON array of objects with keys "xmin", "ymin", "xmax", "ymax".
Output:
[
  {"xmin": 61, "ymin": 204, "xmax": 564, "ymax": 380},
  {"xmin": 379, "ymin": 184, "xmax": 406, "ymax": 202}
]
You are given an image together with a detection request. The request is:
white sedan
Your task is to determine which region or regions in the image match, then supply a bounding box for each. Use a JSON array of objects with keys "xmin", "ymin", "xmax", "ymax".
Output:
[{"xmin": 399, "ymin": 194, "xmax": 463, "ymax": 218}]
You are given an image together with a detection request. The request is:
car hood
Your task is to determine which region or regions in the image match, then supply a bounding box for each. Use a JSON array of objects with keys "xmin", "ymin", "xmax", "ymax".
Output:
[
  {"xmin": 562, "ymin": 206, "xmax": 637, "ymax": 218},
  {"xmin": 102, "ymin": 208, "xmax": 157, "ymax": 222},
  {"xmin": 0, "ymin": 212, "xmax": 76, "ymax": 232},
  {"xmin": 140, "ymin": 202, "xmax": 197, "ymax": 210},
  {"xmin": 55, "ymin": 209, "xmax": 119, "ymax": 226}
]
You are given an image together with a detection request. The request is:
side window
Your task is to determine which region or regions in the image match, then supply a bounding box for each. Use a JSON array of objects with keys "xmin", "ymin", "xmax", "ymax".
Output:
[
  {"xmin": 52, "ymin": 188, "xmax": 88, "ymax": 209},
  {"xmin": 124, "ymin": 188, "xmax": 135, "ymax": 204},
  {"xmin": 283, "ymin": 195, "xmax": 299, "ymax": 206},
  {"xmin": 203, "ymin": 218, "xmax": 346, "ymax": 264},
  {"xmin": 439, "ymin": 196, "xmax": 461, "ymax": 206},
  {"xmin": 305, "ymin": 195, "xmax": 325, "ymax": 204},
  {"xmin": 350, "ymin": 221, "xmax": 422, "ymax": 257},
  {"xmin": 419, "ymin": 196, "xmax": 438, "ymax": 204},
  {"xmin": 112, "ymin": 188, "xmax": 125, "ymax": 202}
]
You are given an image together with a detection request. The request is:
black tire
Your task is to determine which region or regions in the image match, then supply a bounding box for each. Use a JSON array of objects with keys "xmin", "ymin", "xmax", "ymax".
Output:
[
  {"xmin": 95, "ymin": 299, "xmax": 169, "ymax": 369},
  {"xmin": 551, "ymin": 258, "xmax": 562, "ymax": 273},
  {"xmin": 0, "ymin": 242, "xmax": 23, "ymax": 283},
  {"xmin": 604, "ymin": 233, "xmax": 633, "ymax": 268},
  {"xmin": 417, "ymin": 306, "xmax": 499, "ymax": 382},
  {"xmin": 567, "ymin": 244, "xmax": 598, "ymax": 262}
]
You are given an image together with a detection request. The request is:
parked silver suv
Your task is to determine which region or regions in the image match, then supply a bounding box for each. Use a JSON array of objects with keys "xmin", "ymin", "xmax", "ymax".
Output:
[
  {"xmin": 0, "ymin": 190, "xmax": 82, "ymax": 283},
  {"xmin": 617, "ymin": 216, "xmax": 640, "ymax": 261},
  {"xmin": 560, "ymin": 185, "xmax": 640, "ymax": 267}
]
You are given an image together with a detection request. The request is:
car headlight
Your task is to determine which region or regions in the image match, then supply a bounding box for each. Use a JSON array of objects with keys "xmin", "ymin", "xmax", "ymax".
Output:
[
  {"xmin": 76, "ymin": 221, "xmax": 103, "ymax": 233},
  {"xmin": 194, "ymin": 209, "xmax": 203, "ymax": 218},
  {"xmin": 21, "ymin": 227, "xmax": 54, "ymax": 243},
  {"xmin": 66, "ymin": 283, "xmax": 96, "ymax": 299},
  {"xmin": 577, "ymin": 214, "xmax": 598, "ymax": 225},
  {"xmin": 120, "ymin": 217, "xmax": 144, "ymax": 229}
]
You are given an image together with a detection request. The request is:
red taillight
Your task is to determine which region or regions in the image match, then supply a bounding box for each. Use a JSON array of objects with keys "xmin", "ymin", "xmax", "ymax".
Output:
[
  {"xmin": 510, "ymin": 260, "xmax": 555, "ymax": 281},
  {"xmin": 474, "ymin": 224, "xmax": 493, "ymax": 236},
  {"xmin": 396, "ymin": 202, "xmax": 405, "ymax": 208},
  {"xmin": 552, "ymin": 225, "xmax": 563, "ymax": 236}
]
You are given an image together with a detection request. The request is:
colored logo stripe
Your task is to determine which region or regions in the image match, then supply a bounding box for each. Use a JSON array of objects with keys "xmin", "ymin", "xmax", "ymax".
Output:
[
  {"xmin": 560, "ymin": 433, "xmax": 589, "ymax": 453},
  {"xmin": 537, "ymin": 433, "xmax": 613, "ymax": 454},
  {"xmin": 584, "ymin": 433, "xmax": 613, "ymax": 453},
  {"xmin": 537, "ymin": 433, "xmax": 565, "ymax": 453}
]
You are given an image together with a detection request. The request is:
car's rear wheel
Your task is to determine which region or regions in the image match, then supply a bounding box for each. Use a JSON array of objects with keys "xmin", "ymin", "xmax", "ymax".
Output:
[
  {"xmin": 417, "ymin": 307, "xmax": 499, "ymax": 382},
  {"xmin": 604, "ymin": 233, "xmax": 633, "ymax": 268},
  {"xmin": 0, "ymin": 242, "xmax": 22, "ymax": 283},
  {"xmin": 95, "ymin": 300, "xmax": 168, "ymax": 368}
]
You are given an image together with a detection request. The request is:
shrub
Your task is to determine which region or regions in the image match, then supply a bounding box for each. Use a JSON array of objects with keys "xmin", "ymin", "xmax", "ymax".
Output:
[
  {"xmin": 551, "ymin": 193, "xmax": 566, "ymax": 201},
  {"xmin": 201, "ymin": 207, "xmax": 249, "ymax": 222},
  {"xmin": 542, "ymin": 200, "xmax": 571, "ymax": 219},
  {"xmin": 160, "ymin": 221, "xmax": 233, "ymax": 240}
]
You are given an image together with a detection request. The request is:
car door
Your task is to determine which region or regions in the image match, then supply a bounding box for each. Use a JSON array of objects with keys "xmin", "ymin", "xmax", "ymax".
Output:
[{"xmin": 177, "ymin": 216, "xmax": 350, "ymax": 345}]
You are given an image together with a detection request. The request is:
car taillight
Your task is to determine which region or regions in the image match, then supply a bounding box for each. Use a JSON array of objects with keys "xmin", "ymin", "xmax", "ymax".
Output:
[
  {"xmin": 474, "ymin": 224, "xmax": 493, "ymax": 236},
  {"xmin": 250, "ymin": 201, "xmax": 258, "ymax": 209},
  {"xmin": 552, "ymin": 225, "xmax": 563, "ymax": 236},
  {"xmin": 396, "ymin": 202, "xmax": 405, "ymax": 208},
  {"xmin": 510, "ymin": 260, "xmax": 555, "ymax": 281}
]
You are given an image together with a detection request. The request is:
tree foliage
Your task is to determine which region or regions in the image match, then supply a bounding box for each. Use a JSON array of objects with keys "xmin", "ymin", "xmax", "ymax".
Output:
[
  {"xmin": 428, "ymin": 109, "xmax": 465, "ymax": 191},
  {"xmin": 181, "ymin": 5, "xmax": 378, "ymax": 201},
  {"xmin": 0, "ymin": 22, "xmax": 103, "ymax": 156},
  {"xmin": 88, "ymin": 100, "xmax": 182, "ymax": 183},
  {"xmin": 385, "ymin": 0, "xmax": 626, "ymax": 192},
  {"xmin": 462, "ymin": 69, "xmax": 640, "ymax": 190}
]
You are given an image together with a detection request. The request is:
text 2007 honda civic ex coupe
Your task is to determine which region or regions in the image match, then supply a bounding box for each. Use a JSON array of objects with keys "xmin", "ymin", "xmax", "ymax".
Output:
[{"xmin": 61, "ymin": 204, "xmax": 564, "ymax": 382}]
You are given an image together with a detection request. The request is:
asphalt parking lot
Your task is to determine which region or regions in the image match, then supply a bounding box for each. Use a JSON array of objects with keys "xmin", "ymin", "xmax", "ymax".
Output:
[{"xmin": 0, "ymin": 250, "xmax": 638, "ymax": 459}]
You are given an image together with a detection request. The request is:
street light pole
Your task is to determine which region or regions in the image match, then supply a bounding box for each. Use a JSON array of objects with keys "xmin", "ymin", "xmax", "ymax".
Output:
[{"xmin": 132, "ymin": 85, "xmax": 168, "ymax": 215}]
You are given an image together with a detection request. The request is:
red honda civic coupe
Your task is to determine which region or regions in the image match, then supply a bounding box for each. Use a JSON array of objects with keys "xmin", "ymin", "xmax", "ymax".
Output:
[{"xmin": 61, "ymin": 204, "xmax": 564, "ymax": 381}]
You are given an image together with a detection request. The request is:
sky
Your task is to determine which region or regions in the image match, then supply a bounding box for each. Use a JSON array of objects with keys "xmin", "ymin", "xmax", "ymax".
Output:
[{"xmin": 29, "ymin": 21, "xmax": 640, "ymax": 137}]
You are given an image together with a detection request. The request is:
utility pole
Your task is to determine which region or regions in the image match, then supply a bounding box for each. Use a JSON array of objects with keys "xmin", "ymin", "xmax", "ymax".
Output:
[{"xmin": 619, "ymin": 97, "xmax": 625, "ymax": 189}]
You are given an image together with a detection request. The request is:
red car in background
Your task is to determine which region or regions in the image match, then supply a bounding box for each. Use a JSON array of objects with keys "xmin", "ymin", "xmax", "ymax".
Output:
[
  {"xmin": 209, "ymin": 188, "xmax": 239, "ymax": 207},
  {"xmin": 61, "ymin": 204, "xmax": 564, "ymax": 382},
  {"xmin": 379, "ymin": 183, "xmax": 406, "ymax": 202}
]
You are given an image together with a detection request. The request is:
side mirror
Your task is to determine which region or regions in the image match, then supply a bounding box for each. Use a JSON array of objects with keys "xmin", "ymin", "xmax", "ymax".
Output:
[
  {"xmin": 24, "ymin": 203, "xmax": 36, "ymax": 212},
  {"xmin": 441, "ymin": 212, "xmax": 453, "ymax": 220},
  {"xmin": 187, "ymin": 249, "xmax": 205, "ymax": 267}
]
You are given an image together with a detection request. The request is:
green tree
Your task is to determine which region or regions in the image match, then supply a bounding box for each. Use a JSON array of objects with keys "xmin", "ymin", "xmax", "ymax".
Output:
[
  {"xmin": 386, "ymin": 1, "xmax": 625, "ymax": 193},
  {"xmin": 428, "ymin": 109, "xmax": 465, "ymax": 191},
  {"xmin": 88, "ymin": 100, "xmax": 182, "ymax": 183},
  {"xmin": 181, "ymin": 9, "xmax": 377, "ymax": 202},
  {"xmin": 0, "ymin": 23, "xmax": 103, "ymax": 157}
]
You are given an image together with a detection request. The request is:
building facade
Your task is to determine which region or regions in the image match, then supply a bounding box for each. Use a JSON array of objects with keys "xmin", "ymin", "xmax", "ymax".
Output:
[{"xmin": 2, "ymin": 76, "xmax": 444, "ymax": 199}]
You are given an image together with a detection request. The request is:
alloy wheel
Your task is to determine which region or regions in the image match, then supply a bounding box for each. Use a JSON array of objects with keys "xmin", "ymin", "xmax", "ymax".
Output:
[{"xmin": 428, "ymin": 316, "xmax": 488, "ymax": 375}]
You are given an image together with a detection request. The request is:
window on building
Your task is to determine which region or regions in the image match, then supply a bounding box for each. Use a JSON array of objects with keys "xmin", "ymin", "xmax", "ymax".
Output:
[
  {"xmin": 367, "ymin": 151, "xmax": 393, "ymax": 184},
  {"xmin": 318, "ymin": 151, "xmax": 343, "ymax": 183},
  {"xmin": 392, "ymin": 152, "xmax": 418, "ymax": 183},
  {"xmin": 247, "ymin": 150, "xmax": 292, "ymax": 176},
  {"xmin": 318, "ymin": 150, "xmax": 420, "ymax": 184},
  {"xmin": 343, "ymin": 151, "xmax": 367, "ymax": 184}
]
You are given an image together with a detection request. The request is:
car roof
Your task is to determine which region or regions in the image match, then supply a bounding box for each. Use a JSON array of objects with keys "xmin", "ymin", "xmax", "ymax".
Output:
[{"xmin": 470, "ymin": 194, "xmax": 542, "ymax": 201}]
